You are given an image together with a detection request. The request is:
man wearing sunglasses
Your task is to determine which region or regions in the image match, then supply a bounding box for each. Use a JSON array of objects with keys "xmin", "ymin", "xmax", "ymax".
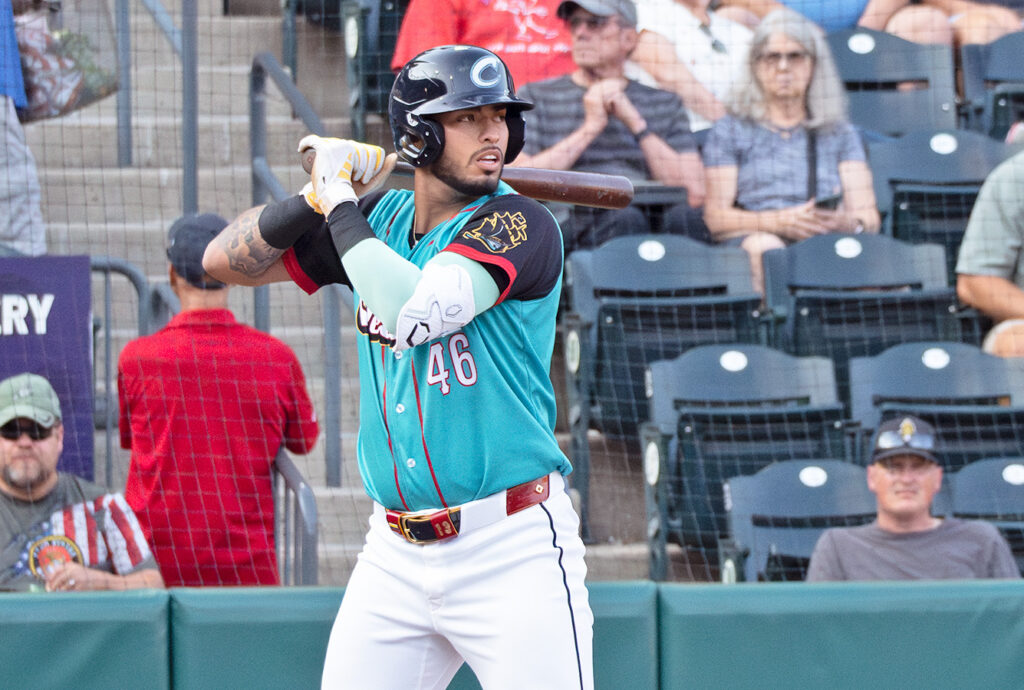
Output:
[
  {"xmin": 0, "ymin": 373, "xmax": 164, "ymax": 592},
  {"xmin": 513, "ymin": 0, "xmax": 709, "ymax": 253},
  {"xmin": 807, "ymin": 415, "xmax": 1019, "ymax": 581}
]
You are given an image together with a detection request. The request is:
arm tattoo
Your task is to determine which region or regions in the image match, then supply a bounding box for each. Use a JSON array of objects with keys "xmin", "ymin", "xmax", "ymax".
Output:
[{"xmin": 220, "ymin": 207, "xmax": 286, "ymax": 277}]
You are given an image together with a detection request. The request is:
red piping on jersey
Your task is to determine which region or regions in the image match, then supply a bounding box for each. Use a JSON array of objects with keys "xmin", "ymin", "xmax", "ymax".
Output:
[
  {"xmin": 283, "ymin": 248, "xmax": 320, "ymax": 295},
  {"xmin": 381, "ymin": 344, "xmax": 410, "ymax": 510},
  {"xmin": 410, "ymin": 359, "xmax": 448, "ymax": 508},
  {"xmin": 444, "ymin": 245, "xmax": 518, "ymax": 304},
  {"xmin": 383, "ymin": 207, "xmax": 403, "ymax": 244}
]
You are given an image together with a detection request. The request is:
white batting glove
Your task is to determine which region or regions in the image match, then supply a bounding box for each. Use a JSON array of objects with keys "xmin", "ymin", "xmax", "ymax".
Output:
[
  {"xmin": 299, "ymin": 182, "xmax": 323, "ymax": 214},
  {"xmin": 297, "ymin": 136, "xmax": 386, "ymax": 216}
]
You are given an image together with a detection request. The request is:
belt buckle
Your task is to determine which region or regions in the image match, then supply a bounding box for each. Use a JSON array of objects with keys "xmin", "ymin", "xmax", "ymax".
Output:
[{"xmin": 390, "ymin": 507, "xmax": 461, "ymax": 544}]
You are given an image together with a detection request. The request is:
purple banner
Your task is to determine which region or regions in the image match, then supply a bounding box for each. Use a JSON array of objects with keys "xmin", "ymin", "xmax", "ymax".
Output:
[{"xmin": 0, "ymin": 256, "xmax": 93, "ymax": 479}]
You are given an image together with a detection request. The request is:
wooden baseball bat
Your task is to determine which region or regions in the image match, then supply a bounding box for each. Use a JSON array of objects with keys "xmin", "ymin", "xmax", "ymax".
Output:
[{"xmin": 300, "ymin": 150, "xmax": 634, "ymax": 209}]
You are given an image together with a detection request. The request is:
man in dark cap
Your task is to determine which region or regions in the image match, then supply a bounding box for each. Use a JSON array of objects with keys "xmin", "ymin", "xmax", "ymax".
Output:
[
  {"xmin": 117, "ymin": 213, "xmax": 320, "ymax": 587},
  {"xmin": 807, "ymin": 415, "xmax": 1019, "ymax": 581}
]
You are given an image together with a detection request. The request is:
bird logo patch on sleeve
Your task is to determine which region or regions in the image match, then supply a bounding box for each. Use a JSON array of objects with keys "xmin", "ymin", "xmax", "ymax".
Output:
[{"xmin": 462, "ymin": 211, "xmax": 527, "ymax": 254}]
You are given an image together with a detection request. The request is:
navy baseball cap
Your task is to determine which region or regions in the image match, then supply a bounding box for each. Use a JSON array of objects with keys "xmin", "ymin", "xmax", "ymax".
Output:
[
  {"xmin": 557, "ymin": 0, "xmax": 638, "ymax": 27},
  {"xmin": 167, "ymin": 213, "xmax": 228, "ymax": 289},
  {"xmin": 871, "ymin": 415, "xmax": 939, "ymax": 465}
]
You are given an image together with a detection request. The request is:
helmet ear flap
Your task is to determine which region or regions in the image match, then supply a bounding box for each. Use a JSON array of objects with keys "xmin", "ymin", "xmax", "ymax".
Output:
[
  {"xmin": 504, "ymin": 110, "xmax": 526, "ymax": 163},
  {"xmin": 396, "ymin": 114, "xmax": 446, "ymax": 167}
]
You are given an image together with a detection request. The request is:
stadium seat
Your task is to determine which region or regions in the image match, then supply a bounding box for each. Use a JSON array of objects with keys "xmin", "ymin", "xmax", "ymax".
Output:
[
  {"xmin": 848, "ymin": 342, "xmax": 1024, "ymax": 471},
  {"xmin": 867, "ymin": 129, "xmax": 1018, "ymax": 286},
  {"xmin": 826, "ymin": 28, "xmax": 958, "ymax": 139},
  {"xmin": 641, "ymin": 344, "xmax": 849, "ymax": 580},
  {"xmin": 562, "ymin": 234, "xmax": 763, "ymax": 539},
  {"xmin": 949, "ymin": 457, "xmax": 1024, "ymax": 576},
  {"xmin": 719, "ymin": 459, "xmax": 876, "ymax": 582},
  {"xmin": 960, "ymin": 30, "xmax": 1024, "ymax": 140},
  {"xmin": 762, "ymin": 233, "xmax": 961, "ymax": 412}
]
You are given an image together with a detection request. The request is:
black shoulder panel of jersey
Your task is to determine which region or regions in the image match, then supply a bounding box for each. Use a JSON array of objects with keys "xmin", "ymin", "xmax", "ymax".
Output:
[{"xmin": 446, "ymin": 193, "xmax": 563, "ymax": 302}]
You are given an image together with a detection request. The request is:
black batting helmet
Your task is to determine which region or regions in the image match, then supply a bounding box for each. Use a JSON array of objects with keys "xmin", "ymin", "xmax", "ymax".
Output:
[{"xmin": 388, "ymin": 45, "xmax": 534, "ymax": 167}]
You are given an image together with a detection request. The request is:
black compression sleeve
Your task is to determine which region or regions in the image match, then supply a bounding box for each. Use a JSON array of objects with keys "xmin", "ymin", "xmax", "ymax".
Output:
[
  {"xmin": 326, "ymin": 201, "xmax": 375, "ymax": 258},
  {"xmin": 258, "ymin": 195, "xmax": 324, "ymax": 249}
]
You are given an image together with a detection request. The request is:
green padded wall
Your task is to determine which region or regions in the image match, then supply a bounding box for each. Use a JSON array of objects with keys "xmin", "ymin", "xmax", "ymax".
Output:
[
  {"xmin": 170, "ymin": 587, "xmax": 343, "ymax": 689},
  {"xmin": 658, "ymin": 581, "xmax": 1024, "ymax": 690},
  {"xmin": 0, "ymin": 591, "xmax": 170, "ymax": 689}
]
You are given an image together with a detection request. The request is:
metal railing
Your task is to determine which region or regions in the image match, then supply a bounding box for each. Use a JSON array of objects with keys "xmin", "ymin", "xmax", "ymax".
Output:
[
  {"xmin": 89, "ymin": 256, "xmax": 176, "ymax": 485},
  {"xmin": 273, "ymin": 448, "xmax": 319, "ymax": 585},
  {"xmin": 250, "ymin": 51, "xmax": 349, "ymax": 487}
]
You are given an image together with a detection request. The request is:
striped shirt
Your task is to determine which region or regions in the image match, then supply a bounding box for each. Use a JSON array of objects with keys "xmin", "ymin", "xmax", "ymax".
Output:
[
  {"xmin": 518, "ymin": 75, "xmax": 697, "ymax": 180},
  {"xmin": 0, "ymin": 474, "xmax": 157, "ymax": 591}
]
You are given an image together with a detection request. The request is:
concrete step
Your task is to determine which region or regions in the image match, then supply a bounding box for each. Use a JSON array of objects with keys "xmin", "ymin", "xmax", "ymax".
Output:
[
  {"xmin": 129, "ymin": 16, "xmax": 286, "ymax": 68},
  {"xmin": 26, "ymin": 110, "xmax": 349, "ymax": 169},
  {"xmin": 37, "ymin": 164, "xmax": 309, "ymax": 225},
  {"xmin": 26, "ymin": 65, "xmax": 308, "ymax": 120}
]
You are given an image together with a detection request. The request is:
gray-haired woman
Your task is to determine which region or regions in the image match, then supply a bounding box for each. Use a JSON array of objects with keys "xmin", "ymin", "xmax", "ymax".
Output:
[{"xmin": 701, "ymin": 8, "xmax": 880, "ymax": 292}]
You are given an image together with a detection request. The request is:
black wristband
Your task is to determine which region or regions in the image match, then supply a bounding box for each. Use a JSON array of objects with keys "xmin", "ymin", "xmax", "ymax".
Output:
[
  {"xmin": 633, "ymin": 127, "xmax": 652, "ymax": 143},
  {"xmin": 258, "ymin": 195, "xmax": 323, "ymax": 250},
  {"xmin": 327, "ymin": 201, "xmax": 375, "ymax": 259}
]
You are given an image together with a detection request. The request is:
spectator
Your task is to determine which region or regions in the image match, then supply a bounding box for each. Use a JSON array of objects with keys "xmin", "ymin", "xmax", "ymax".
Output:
[
  {"xmin": 391, "ymin": 0, "xmax": 575, "ymax": 87},
  {"xmin": 1, "ymin": 1, "xmax": 46, "ymax": 256},
  {"xmin": 0, "ymin": 373, "xmax": 164, "ymax": 592},
  {"xmin": 915, "ymin": 0, "xmax": 1023, "ymax": 46},
  {"xmin": 117, "ymin": 213, "xmax": 319, "ymax": 587},
  {"xmin": 955, "ymin": 149, "xmax": 1024, "ymax": 357},
  {"xmin": 807, "ymin": 415, "xmax": 1020, "ymax": 580},
  {"xmin": 514, "ymin": 0, "xmax": 708, "ymax": 253},
  {"xmin": 630, "ymin": 0, "xmax": 754, "ymax": 133},
  {"xmin": 702, "ymin": 7, "xmax": 879, "ymax": 293},
  {"xmin": 715, "ymin": 0, "xmax": 956, "ymax": 44}
]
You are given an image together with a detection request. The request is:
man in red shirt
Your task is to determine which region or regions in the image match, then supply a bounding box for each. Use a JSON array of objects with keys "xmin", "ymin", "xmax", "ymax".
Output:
[
  {"xmin": 117, "ymin": 213, "xmax": 319, "ymax": 586},
  {"xmin": 390, "ymin": 0, "xmax": 575, "ymax": 86}
]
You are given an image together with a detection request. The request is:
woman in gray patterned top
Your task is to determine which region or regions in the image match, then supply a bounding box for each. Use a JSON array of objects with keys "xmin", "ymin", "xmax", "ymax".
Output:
[{"xmin": 702, "ymin": 8, "xmax": 880, "ymax": 293}]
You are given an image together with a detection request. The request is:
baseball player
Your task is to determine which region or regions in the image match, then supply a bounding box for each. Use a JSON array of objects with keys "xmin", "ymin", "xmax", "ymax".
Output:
[{"xmin": 203, "ymin": 45, "xmax": 594, "ymax": 689}]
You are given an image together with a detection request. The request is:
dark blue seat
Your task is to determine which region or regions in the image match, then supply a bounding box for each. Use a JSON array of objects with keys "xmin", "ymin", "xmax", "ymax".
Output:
[
  {"xmin": 641, "ymin": 344, "xmax": 849, "ymax": 580},
  {"xmin": 849, "ymin": 342, "xmax": 1024, "ymax": 472},
  {"xmin": 719, "ymin": 459, "xmax": 876, "ymax": 582},
  {"xmin": 867, "ymin": 129, "xmax": 1018, "ymax": 286},
  {"xmin": 949, "ymin": 457, "xmax": 1024, "ymax": 576},
  {"xmin": 826, "ymin": 28, "xmax": 957, "ymax": 139},
  {"xmin": 762, "ymin": 233, "xmax": 960, "ymax": 412},
  {"xmin": 960, "ymin": 30, "xmax": 1024, "ymax": 140},
  {"xmin": 562, "ymin": 234, "xmax": 762, "ymax": 540}
]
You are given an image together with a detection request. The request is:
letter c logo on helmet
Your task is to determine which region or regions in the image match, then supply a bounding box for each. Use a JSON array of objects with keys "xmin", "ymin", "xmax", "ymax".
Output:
[
  {"xmin": 470, "ymin": 56, "xmax": 502, "ymax": 89},
  {"xmin": 388, "ymin": 45, "xmax": 534, "ymax": 168}
]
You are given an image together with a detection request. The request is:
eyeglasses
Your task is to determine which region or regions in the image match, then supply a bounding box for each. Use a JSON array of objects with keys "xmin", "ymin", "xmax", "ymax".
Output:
[
  {"xmin": 757, "ymin": 50, "xmax": 811, "ymax": 68},
  {"xmin": 567, "ymin": 15, "xmax": 615, "ymax": 32},
  {"xmin": 874, "ymin": 430, "xmax": 935, "ymax": 452},
  {"xmin": 699, "ymin": 24, "xmax": 727, "ymax": 54},
  {"xmin": 0, "ymin": 421, "xmax": 55, "ymax": 441}
]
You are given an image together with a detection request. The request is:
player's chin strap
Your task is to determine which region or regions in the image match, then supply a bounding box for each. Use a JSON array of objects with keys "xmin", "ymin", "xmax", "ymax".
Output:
[{"xmin": 394, "ymin": 263, "xmax": 476, "ymax": 352}]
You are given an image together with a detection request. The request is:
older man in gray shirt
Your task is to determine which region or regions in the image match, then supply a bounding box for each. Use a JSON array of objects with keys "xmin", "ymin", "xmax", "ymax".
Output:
[
  {"xmin": 807, "ymin": 415, "xmax": 1019, "ymax": 581},
  {"xmin": 512, "ymin": 0, "xmax": 707, "ymax": 254}
]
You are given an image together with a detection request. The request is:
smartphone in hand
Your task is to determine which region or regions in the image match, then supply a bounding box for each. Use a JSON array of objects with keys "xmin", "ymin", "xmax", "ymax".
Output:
[{"xmin": 814, "ymin": 193, "xmax": 842, "ymax": 210}]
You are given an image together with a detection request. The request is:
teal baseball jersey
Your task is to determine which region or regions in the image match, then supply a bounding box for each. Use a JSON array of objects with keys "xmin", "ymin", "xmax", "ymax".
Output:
[{"xmin": 284, "ymin": 183, "xmax": 572, "ymax": 510}]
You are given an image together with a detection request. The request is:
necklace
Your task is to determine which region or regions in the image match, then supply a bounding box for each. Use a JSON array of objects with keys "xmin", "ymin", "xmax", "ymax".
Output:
[{"xmin": 763, "ymin": 120, "xmax": 805, "ymax": 140}]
